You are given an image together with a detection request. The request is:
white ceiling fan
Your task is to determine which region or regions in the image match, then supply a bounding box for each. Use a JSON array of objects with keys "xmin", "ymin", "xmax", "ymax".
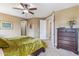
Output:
[{"xmin": 13, "ymin": 3, "xmax": 37, "ymax": 15}]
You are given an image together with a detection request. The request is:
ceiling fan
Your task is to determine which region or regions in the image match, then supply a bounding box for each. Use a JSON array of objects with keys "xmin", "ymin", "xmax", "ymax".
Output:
[{"xmin": 13, "ymin": 3, "xmax": 37, "ymax": 14}]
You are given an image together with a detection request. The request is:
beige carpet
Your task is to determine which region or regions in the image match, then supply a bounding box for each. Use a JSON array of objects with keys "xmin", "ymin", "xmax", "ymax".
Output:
[{"xmin": 39, "ymin": 40, "xmax": 78, "ymax": 56}]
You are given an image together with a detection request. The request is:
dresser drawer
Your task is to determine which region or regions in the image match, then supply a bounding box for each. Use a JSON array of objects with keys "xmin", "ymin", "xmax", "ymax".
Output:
[
  {"xmin": 65, "ymin": 29, "xmax": 76, "ymax": 33},
  {"xmin": 58, "ymin": 44, "xmax": 77, "ymax": 52},
  {"xmin": 58, "ymin": 28, "xmax": 76, "ymax": 33},
  {"xmin": 58, "ymin": 40, "xmax": 76, "ymax": 47},
  {"xmin": 58, "ymin": 32, "xmax": 76, "ymax": 37},
  {"xmin": 58, "ymin": 36, "xmax": 76, "ymax": 41}
]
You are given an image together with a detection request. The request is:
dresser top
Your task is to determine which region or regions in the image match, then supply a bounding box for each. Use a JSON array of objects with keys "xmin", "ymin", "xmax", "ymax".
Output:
[{"xmin": 57, "ymin": 28, "xmax": 79, "ymax": 30}]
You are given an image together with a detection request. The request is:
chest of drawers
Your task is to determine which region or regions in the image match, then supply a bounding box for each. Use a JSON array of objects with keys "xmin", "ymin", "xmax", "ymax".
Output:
[{"xmin": 57, "ymin": 28, "xmax": 78, "ymax": 54}]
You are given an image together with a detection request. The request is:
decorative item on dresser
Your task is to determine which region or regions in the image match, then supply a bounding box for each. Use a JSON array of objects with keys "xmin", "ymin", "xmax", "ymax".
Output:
[{"xmin": 57, "ymin": 28, "xmax": 78, "ymax": 54}]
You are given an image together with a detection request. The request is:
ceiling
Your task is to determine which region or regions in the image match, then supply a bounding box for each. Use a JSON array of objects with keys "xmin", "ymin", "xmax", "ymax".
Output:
[{"xmin": 0, "ymin": 3, "xmax": 79, "ymax": 19}]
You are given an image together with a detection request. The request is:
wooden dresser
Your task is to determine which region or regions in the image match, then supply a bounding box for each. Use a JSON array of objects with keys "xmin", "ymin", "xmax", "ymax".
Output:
[{"xmin": 57, "ymin": 28, "xmax": 78, "ymax": 54}]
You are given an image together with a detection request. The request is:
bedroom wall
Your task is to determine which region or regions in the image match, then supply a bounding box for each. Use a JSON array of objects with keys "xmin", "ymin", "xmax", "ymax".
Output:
[
  {"xmin": 55, "ymin": 5, "xmax": 79, "ymax": 50},
  {"xmin": 0, "ymin": 13, "xmax": 24, "ymax": 38},
  {"xmin": 27, "ymin": 18, "xmax": 40, "ymax": 38}
]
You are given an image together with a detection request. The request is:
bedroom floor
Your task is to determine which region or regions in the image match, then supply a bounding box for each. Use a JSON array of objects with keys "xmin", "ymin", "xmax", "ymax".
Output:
[{"xmin": 39, "ymin": 40, "xmax": 78, "ymax": 56}]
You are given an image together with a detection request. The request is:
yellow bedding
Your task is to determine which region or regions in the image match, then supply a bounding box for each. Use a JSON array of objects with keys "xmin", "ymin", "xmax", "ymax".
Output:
[{"xmin": 2, "ymin": 36, "xmax": 46, "ymax": 56}]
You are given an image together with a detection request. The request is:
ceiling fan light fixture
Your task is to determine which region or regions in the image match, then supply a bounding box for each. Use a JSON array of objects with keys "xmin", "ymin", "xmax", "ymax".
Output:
[{"xmin": 23, "ymin": 10, "xmax": 28, "ymax": 13}]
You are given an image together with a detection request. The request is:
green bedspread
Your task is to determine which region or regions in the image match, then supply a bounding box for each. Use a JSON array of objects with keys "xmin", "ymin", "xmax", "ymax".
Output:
[{"xmin": 2, "ymin": 36, "xmax": 46, "ymax": 56}]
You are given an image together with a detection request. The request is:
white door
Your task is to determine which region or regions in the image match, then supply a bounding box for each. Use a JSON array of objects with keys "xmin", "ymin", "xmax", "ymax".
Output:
[
  {"xmin": 21, "ymin": 21, "xmax": 27, "ymax": 35},
  {"xmin": 28, "ymin": 24, "xmax": 35, "ymax": 37},
  {"xmin": 40, "ymin": 20, "xmax": 47, "ymax": 39}
]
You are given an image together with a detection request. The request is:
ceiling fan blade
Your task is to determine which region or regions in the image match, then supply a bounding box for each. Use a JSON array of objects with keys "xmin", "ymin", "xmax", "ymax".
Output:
[
  {"xmin": 20, "ymin": 3, "xmax": 25, "ymax": 8},
  {"xmin": 13, "ymin": 7, "xmax": 24, "ymax": 10},
  {"xmin": 20, "ymin": 3, "xmax": 29, "ymax": 10},
  {"xmin": 29, "ymin": 8, "xmax": 37, "ymax": 10},
  {"xmin": 28, "ymin": 11, "xmax": 34, "ymax": 14}
]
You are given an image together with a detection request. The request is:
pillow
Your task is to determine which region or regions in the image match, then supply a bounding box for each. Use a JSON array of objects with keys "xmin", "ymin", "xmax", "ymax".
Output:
[{"xmin": 0, "ymin": 38, "xmax": 9, "ymax": 48}]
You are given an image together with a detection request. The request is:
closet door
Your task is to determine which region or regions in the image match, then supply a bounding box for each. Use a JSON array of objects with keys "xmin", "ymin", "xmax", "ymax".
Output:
[
  {"xmin": 40, "ymin": 20, "xmax": 47, "ymax": 39},
  {"xmin": 21, "ymin": 21, "xmax": 27, "ymax": 36}
]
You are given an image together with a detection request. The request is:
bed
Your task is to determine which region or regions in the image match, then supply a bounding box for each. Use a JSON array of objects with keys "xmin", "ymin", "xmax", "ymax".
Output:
[{"xmin": 0, "ymin": 36, "xmax": 47, "ymax": 56}]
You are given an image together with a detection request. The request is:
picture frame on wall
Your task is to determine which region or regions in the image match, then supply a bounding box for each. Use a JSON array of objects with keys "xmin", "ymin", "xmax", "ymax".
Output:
[{"xmin": 1, "ymin": 21, "xmax": 13, "ymax": 30}]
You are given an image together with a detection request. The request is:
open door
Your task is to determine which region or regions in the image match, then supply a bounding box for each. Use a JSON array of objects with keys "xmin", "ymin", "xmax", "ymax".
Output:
[{"xmin": 40, "ymin": 20, "xmax": 47, "ymax": 39}]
